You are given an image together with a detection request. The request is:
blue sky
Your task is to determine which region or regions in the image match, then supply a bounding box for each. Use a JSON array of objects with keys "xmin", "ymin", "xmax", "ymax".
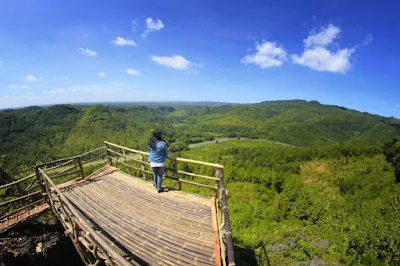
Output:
[{"xmin": 0, "ymin": 0, "xmax": 399, "ymax": 117}]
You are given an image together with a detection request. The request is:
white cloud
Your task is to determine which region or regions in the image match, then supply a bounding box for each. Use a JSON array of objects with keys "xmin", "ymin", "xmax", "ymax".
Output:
[
  {"xmin": 151, "ymin": 55, "xmax": 192, "ymax": 70},
  {"xmin": 132, "ymin": 20, "xmax": 138, "ymax": 31},
  {"xmin": 395, "ymin": 104, "xmax": 400, "ymax": 109},
  {"xmin": 36, "ymin": 85, "xmax": 43, "ymax": 88},
  {"xmin": 126, "ymin": 68, "xmax": 141, "ymax": 76},
  {"xmin": 25, "ymin": 75, "xmax": 37, "ymax": 82},
  {"xmin": 362, "ymin": 34, "xmax": 373, "ymax": 46},
  {"xmin": 304, "ymin": 24, "xmax": 341, "ymax": 47},
  {"xmin": 292, "ymin": 47, "xmax": 355, "ymax": 73},
  {"xmin": 98, "ymin": 72, "xmax": 106, "ymax": 77},
  {"xmin": 43, "ymin": 88, "xmax": 65, "ymax": 94},
  {"xmin": 292, "ymin": 24, "xmax": 355, "ymax": 73},
  {"xmin": 112, "ymin": 37, "xmax": 137, "ymax": 47},
  {"xmin": 142, "ymin": 17, "xmax": 164, "ymax": 37},
  {"xmin": 8, "ymin": 84, "xmax": 19, "ymax": 89},
  {"xmin": 8, "ymin": 84, "xmax": 29, "ymax": 89},
  {"xmin": 241, "ymin": 41, "xmax": 287, "ymax": 69},
  {"xmin": 79, "ymin": 48, "xmax": 97, "ymax": 57}
]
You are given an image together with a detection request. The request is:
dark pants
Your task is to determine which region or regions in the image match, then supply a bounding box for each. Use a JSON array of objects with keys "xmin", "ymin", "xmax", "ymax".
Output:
[{"xmin": 152, "ymin": 166, "xmax": 165, "ymax": 192}]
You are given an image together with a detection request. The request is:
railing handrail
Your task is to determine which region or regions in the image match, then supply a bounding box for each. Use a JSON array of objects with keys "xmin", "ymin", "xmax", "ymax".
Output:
[
  {"xmin": 0, "ymin": 159, "xmax": 75, "ymax": 190},
  {"xmin": 218, "ymin": 170, "xmax": 236, "ymax": 266},
  {"xmin": 104, "ymin": 141, "xmax": 224, "ymax": 168},
  {"xmin": 104, "ymin": 141, "xmax": 223, "ymax": 192},
  {"xmin": 1, "ymin": 147, "xmax": 106, "ymax": 190},
  {"xmin": 0, "ymin": 147, "xmax": 107, "ymax": 223},
  {"xmin": 35, "ymin": 147, "xmax": 106, "ymax": 168},
  {"xmin": 0, "ymin": 173, "xmax": 35, "ymax": 189},
  {"xmin": 0, "ymin": 191, "xmax": 42, "ymax": 207}
]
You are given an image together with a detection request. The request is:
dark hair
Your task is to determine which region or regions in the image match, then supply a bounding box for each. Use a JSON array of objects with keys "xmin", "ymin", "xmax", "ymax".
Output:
[
  {"xmin": 153, "ymin": 130, "xmax": 163, "ymax": 140},
  {"xmin": 148, "ymin": 130, "xmax": 163, "ymax": 149}
]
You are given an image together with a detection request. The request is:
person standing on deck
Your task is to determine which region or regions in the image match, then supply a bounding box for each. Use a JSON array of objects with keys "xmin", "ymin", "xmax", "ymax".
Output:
[{"xmin": 148, "ymin": 130, "xmax": 168, "ymax": 193}]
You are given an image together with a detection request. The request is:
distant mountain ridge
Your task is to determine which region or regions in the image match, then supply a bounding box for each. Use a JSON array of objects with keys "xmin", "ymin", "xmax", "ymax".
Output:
[
  {"xmin": 192, "ymin": 99, "xmax": 400, "ymax": 146},
  {"xmin": 0, "ymin": 100, "xmax": 399, "ymax": 174}
]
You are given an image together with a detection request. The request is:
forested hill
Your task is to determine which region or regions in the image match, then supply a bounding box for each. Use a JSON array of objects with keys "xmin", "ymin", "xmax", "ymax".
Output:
[
  {"xmin": 185, "ymin": 100, "xmax": 400, "ymax": 146},
  {"xmin": 0, "ymin": 100, "xmax": 399, "ymax": 174}
]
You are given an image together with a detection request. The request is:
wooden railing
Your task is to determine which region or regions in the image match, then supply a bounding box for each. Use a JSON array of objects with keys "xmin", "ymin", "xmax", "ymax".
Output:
[
  {"xmin": 104, "ymin": 141, "xmax": 222, "ymax": 194},
  {"xmin": 0, "ymin": 147, "xmax": 107, "ymax": 233},
  {"xmin": 0, "ymin": 141, "xmax": 235, "ymax": 266},
  {"xmin": 104, "ymin": 141, "xmax": 235, "ymax": 266}
]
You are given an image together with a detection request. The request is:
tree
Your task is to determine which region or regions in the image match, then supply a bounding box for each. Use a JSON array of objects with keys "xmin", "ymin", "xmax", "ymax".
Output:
[{"xmin": 383, "ymin": 138, "xmax": 400, "ymax": 182}]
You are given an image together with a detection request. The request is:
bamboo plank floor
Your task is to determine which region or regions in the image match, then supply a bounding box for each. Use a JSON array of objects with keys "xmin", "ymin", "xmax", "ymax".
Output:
[{"xmin": 62, "ymin": 170, "xmax": 216, "ymax": 266}]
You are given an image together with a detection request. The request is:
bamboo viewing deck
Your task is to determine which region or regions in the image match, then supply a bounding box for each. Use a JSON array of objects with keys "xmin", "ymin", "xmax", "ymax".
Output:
[{"xmin": 0, "ymin": 141, "xmax": 235, "ymax": 266}]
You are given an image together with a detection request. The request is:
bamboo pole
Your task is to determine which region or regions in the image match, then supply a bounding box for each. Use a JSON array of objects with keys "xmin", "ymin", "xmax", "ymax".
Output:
[
  {"xmin": 0, "ymin": 174, "xmax": 35, "ymax": 189},
  {"xmin": 0, "ymin": 199, "xmax": 46, "ymax": 220},
  {"xmin": 140, "ymin": 154, "xmax": 146, "ymax": 180},
  {"xmin": 52, "ymin": 169, "xmax": 82, "ymax": 179},
  {"xmin": 104, "ymin": 142, "xmax": 112, "ymax": 166},
  {"xmin": 108, "ymin": 157, "xmax": 152, "ymax": 174},
  {"xmin": 0, "ymin": 191, "xmax": 42, "ymax": 207},
  {"xmin": 217, "ymin": 168, "xmax": 235, "ymax": 266},
  {"xmin": 105, "ymin": 141, "xmax": 223, "ymax": 168},
  {"xmin": 81, "ymin": 154, "xmax": 106, "ymax": 166},
  {"xmin": 76, "ymin": 157, "xmax": 84, "ymax": 180},
  {"xmin": 106, "ymin": 148, "xmax": 150, "ymax": 165},
  {"xmin": 177, "ymin": 170, "xmax": 220, "ymax": 181},
  {"xmin": 1, "ymin": 159, "xmax": 76, "ymax": 190},
  {"xmin": 178, "ymin": 179, "xmax": 217, "ymax": 190}
]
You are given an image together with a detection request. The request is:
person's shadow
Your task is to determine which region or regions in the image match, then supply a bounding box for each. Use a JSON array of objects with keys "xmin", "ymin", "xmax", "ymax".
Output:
[{"xmin": 233, "ymin": 241, "xmax": 270, "ymax": 266}]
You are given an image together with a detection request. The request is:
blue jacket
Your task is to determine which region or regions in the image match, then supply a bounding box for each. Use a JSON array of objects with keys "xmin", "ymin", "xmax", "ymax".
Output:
[{"xmin": 148, "ymin": 140, "xmax": 168, "ymax": 163}]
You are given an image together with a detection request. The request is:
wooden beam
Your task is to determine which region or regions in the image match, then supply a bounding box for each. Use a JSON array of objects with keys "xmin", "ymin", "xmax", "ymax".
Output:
[
  {"xmin": 0, "ymin": 174, "xmax": 35, "ymax": 189},
  {"xmin": 108, "ymin": 157, "xmax": 152, "ymax": 174},
  {"xmin": 107, "ymin": 148, "xmax": 150, "ymax": 165},
  {"xmin": 173, "ymin": 157, "xmax": 224, "ymax": 168},
  {"xmin": 177, "ymin": 170, "xmax": 220, "ymax": 181},
  {"xmin": 81, "ymin": 154, "xmax": 106, "ymax": 165},
  {"xmin": 217, "ymin": 168, "xmax": 235, "ymax": 266},
  {"xmin": 178, "ymin": 179, "xmax": 217, "ymax": 190},
  {"xmin": 211, "ymin": 197, "xmax": 222, "ymax": 266},
  {"xmin": 0, "ymin": 199, "xmax": 46, "ymax": 220},
  {"xmin": 0, "ymin": 191, "xmax": 42, "ymax": 207},
  {"xmin": 104, "ymin": 141, "xmax": 149, "ymax": 156},
  {"xmin": 104, "ymin": 141, "xmax": 224, "ymax": 168}
]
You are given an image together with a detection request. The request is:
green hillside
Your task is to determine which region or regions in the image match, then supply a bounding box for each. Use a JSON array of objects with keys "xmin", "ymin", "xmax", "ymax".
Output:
[
  {"xmin": 182, "ymin": 139, "xmax": 400, "ymax": 265},
  {"xmin": 1, "ymin": 100, "xmax": 399, "ymax": 175},
  {"xmin": 193, "ymin": 100, "xmax": 400, "ymax": 146},
  {"xmin": 1, "ymin": 100, "xmax": 400, "ymax": 264}
]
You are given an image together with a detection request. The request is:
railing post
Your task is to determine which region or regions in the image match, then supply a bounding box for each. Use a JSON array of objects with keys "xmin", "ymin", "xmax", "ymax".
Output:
[
  {"xmin": 140, "ymin": 154, "xmax": 146, "ymax": 180},
  {"xmin": 218, "ymin": 168, "xmax": 235, "ymax": 266},
  {"xmin": 123, "ymin": 148, "xmax": 132, "ymax": 175},
  {"xmin": 34, "ymin": 166, "xmax": 47, "ymax": 201},
  {"xmin": 122, "ymin": 148, "xmax": 126, "ymax": 163},
  {"xmin": 76, "ymin": 157, "xmax": 84, "ymax": 180},
  {"xmin": 36, "ymin": 167, "xmax": 56, "ymax": 216},
  {"xmin": 104, "ymin": 142, "xmax": 112, "ymax": 166},
  {"xmin": 172, "ymin": 159, "xmax": 181, "ymax": 190},
  {"xmin": 214, "ymin": 168, "xmax": 222, "ymax": 198}
]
